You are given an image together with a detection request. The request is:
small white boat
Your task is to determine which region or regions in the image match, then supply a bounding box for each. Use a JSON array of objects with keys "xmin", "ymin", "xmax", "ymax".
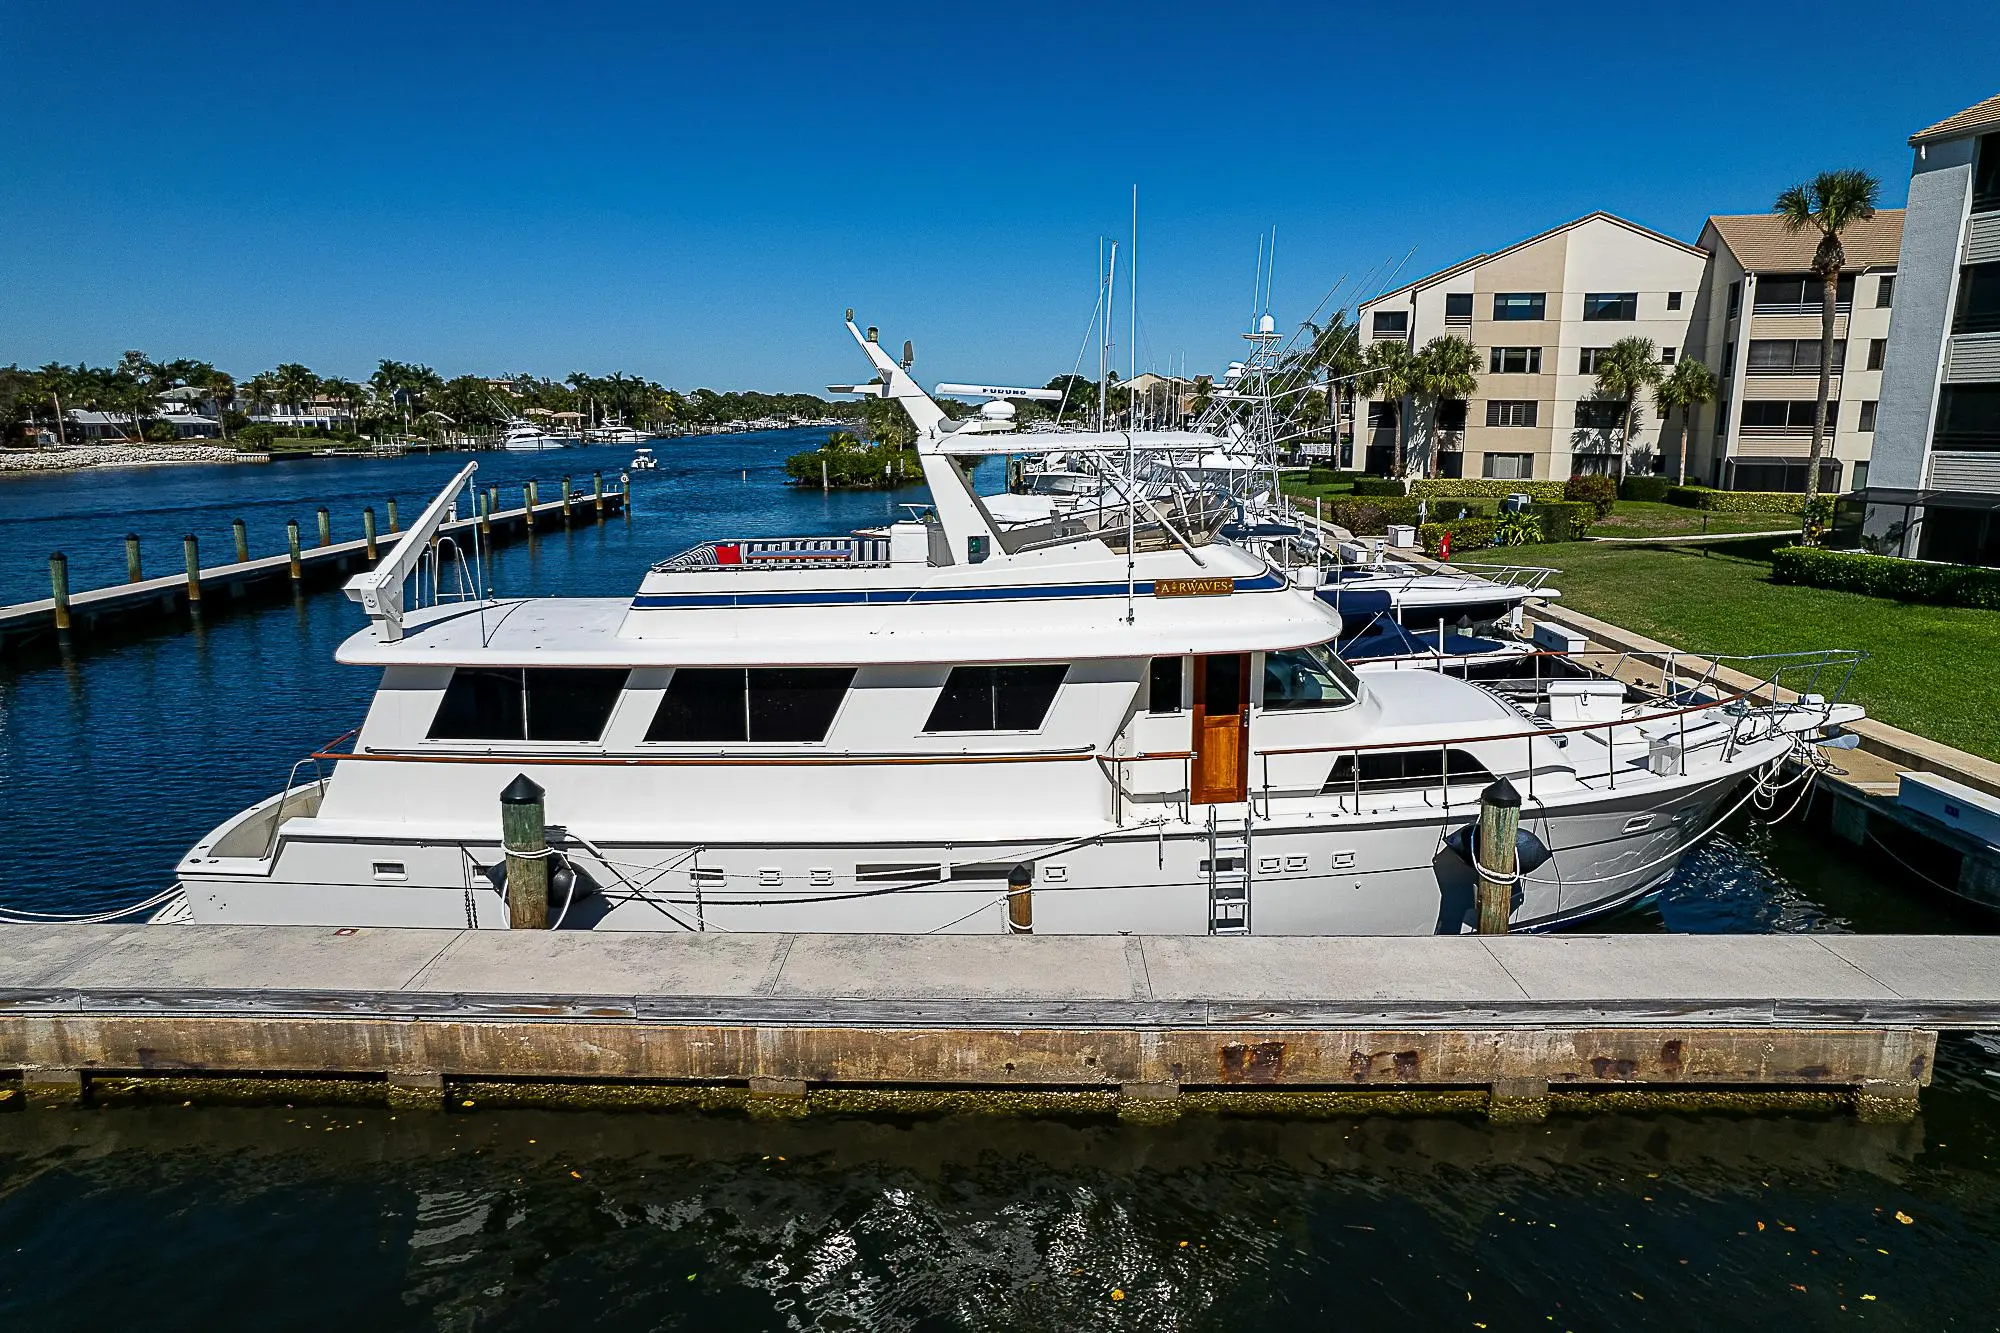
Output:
[
  {"xmin": 630, "ymin": 447, "xmax": 658, "ymax": 471},
  {"xmin": 592, "ymin": 418, "xmax": 652, "ymax": 447},
  {"xmin": 501, "ymin": 421, "xmax": 565, "ymax": 452}
]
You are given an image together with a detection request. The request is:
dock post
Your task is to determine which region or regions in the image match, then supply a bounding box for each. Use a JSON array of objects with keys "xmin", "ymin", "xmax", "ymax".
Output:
[
  {"xmin": 183, "ymin": 535, "xmax": 202, "ymax": 603},
  {"xmin": 477, "ymin": 489, "xmax": 492, "ymax": 540},
  {"xmin": 232, "ymin": 518, "xmax": 249, "ymax": 564},
  {"xmin": 525, "ymin": 481, "xmax": 538, "ymax": 531},
  {"xmin": 49, "ymin": 553, "xmax": 71, "ymax": 632},
  {"xmin": 1007, "ymin": 864, "xmax": 1034, "ymax": 934},
  {"xmin": 316, "ymin": 507, "xmax": 332, "ymax": 548},
  {"xmin": 1475, "ymin": 778, "xmax": 1521, "ymax": 935},
  {"xmin": 125, "ymin": 534, "xmax": 143, "ymax": 583},
  {"xmin": 487, "ymin": 486, "xmax": 498, "ymax": 520},
  {"xmin": 592, "ymin": 470, "xmax": 604, "ymax": 514},
  {"xmin": 621, "ymin": 471, "xmax": 631, "ymax": 508},
  {"xmin": 362, "ymin": 507, "xmax": 378, "ymax": 561},
  {"xmin": 286, "ymin": 521, "xmax": 303, "ymax": 581},
  {"xmin": 501, "ymin": 775, "xmax": 550, "ymax": 929},
  {"xmin": 561, "ymin": 476, "xmax": 573, "ymax": 524},
  {"xmin": 387, "ymin": 499, "xmax": 400, "ymax": 533}
]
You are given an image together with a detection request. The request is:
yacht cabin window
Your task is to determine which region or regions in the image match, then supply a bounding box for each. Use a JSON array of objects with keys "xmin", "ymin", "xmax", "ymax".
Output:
[
  {"xmin": 1147, "ymin": 657, "xmax": 1184, "ymax": 714},
  {"xmin": 1260, "ymin": 645, "xmax": 1360, "ymax": 711},
  {"xmin": 1324, "ymin": 748, "xmax": 1495, "ymax": 793},
  {"xmin": 427, "ymin": 668, "xmax": 630, "ymax": 742},
  {"xmin": 647, "ymin": 667, "xmax": 855, "ymax": 743},
  {"xmin": 924, "ymin": 664, "xmax": 1067, "ymax": 732}
]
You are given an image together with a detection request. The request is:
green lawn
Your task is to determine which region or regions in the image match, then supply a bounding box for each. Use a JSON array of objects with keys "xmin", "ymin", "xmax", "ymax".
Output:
[
  {"xmin": 1586, "ymin": 501, "xmax": 1800, "ymax": 539},
  {"xmin": 1465, "ymin": 538, "xmax": 2000, "ymax": 760}
]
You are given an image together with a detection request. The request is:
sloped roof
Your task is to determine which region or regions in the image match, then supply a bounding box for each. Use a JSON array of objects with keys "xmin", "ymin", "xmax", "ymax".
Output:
[
  {"xmin": 1911, "ymin": 93, "xmax": 2000, "ymax": 145},
  {"xmin": 1704, "ymin": 209, "xmax": 1905, "ymax": 271},
  {"xmin": 1359, "ymin": 211, "xmax": 1707, "ymax": 308}
]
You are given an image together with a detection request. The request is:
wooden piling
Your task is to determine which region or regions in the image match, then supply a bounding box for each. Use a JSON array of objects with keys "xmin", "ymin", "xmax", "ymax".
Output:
[
  {"xmin": 477, "ymin": 489, "xmax": 492, "ymax": 541},
  {"xmin": 592, "ymin": 471, "xmax": 604, "ymax": 514},
  {"xmin": 561, "ymin": 476, "xmax": 572, "ymax": 524},
  {"xmin": 500, "ymin": 774, "xmax": 550, "ymax": 930},
  {"xmin": 621, "ymin": 471, "xmax": 631, "ymax": 507},
  {"xmin": 316, "ymin": 507, "xmax": 332, "ymax": 548},
  {"xmin": 231, "ymin": 518, "xmax": 249, "ymax": 564},
  {"xmin": 362, "ymin": 507, "xmax": 378, "ymax": 561},
  {"xmin": 182, "ymin": 535, "xmax": 202, "ymax": 603},
  {"xmin": 524, "ymin": 481, "xmax": 538, "ymax": 531},
  {"xmin": 387, "ymin": 499, "xmax": 400, "ymax": 533},
  {"xmin": 49, "ymin": 553, "xmax": 70, "ymax": 631},
  {"xmin": 286, "ymin": 521, "xmax": 303, "ymax": 581},
  {"xmin": 1475, "ymin": 778, "xmax": 1521, "ymax": 935},
  {"xmin": 124, "ymin": 534, "xmax": 143, "ymax": 583},
  {"xmin": 1007, "ymin": 864, "xmax": 1034, "ymax": 935}
]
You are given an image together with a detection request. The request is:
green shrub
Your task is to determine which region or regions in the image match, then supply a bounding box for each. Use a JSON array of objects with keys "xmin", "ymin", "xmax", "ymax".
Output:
[
  {"xmin": 1530, "ymin": 500, "xmax": 1596, "ymax": 543},
  {"xmin": 1770, "ymin": 547, "xmax": 2000, "ymax": 609},
  {"xmin": 1325, "ymin": 498, "xmax": 1422, "ymax": 534},
  {"xmin": 1306, "ymin": 467, "xmax": 1368, "ymax": 487},
  {"xmin": 1666, "ymin": 485, "xmax": 1806, "ymax": 514},
  {"xmin": 1417, "ymin": 517, "xmax": 1499, "ymax": 558},
  {"xmin": 1619, "ymin": 475, "xmax": 1671, "ymax": 502},
  {"xmin": 1351, "ymin": 477, "xmax": 1407, "ymax": 497},
  {"xmin": 783, "ymin": 441, "xmax": 922, "ymax": 489},
  {"xmin": 235, "ymin": 422, "xmax": 278, "ymax": 447},
  {"xmin": 1492, "ymin": 510, "xmax": 1543, "ymax": 546},
  {"xmin": 1563, "ymin": 474, "xmax": 1619, "ymax": 517},
  {"xmin": 1408, "ymin": 478, "xmax": 1566, "ymax": 502}
]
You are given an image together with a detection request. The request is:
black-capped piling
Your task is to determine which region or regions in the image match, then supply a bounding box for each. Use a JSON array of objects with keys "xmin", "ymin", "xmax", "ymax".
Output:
[{"xmin": 500, "ymin": 774, "xmax": 550, "ymax": 930}]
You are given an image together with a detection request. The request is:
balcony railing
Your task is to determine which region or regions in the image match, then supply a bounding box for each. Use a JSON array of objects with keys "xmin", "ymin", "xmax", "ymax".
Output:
[
  {"xmin": 1752, "ymin": 300, "xmax": 1852, "ymax": 317},
  {"xmin": 1934, "ymin": 429, "xmax": 2000, "ymax": 452}
]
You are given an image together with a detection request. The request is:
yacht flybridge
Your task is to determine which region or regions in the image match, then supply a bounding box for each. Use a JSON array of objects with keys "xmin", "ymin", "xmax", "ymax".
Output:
[{"xmin": 173, "ymin": 316, "xmax": 1864, "ymax": 934}]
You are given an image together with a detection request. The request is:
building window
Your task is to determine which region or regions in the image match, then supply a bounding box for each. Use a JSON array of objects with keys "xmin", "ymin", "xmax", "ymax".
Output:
[
  {"xmin": 1261, "ymin": 645, "xmax": 1358, "ymax": 712},
  {"xmin": 1661, "ymin": 346, "xmax": 1676, "ymax": 365},
  {"xmin": 1740, "ymin": 401, "xmax": 1839, "ymax": 431},
  {"xmin": 648, "ymin": 667, "xmax": 856, "ymax": 743},
  {"xmin": 1148, "ymin": 657, "xmax": 1182, "ymax": 714},
  {"xmin": 1727, "ymin": 281, "xmax": 1742, "ymax": 319},
  {"xmin": 1715, "ymin": 400, "xmax": 1729, "ymax": 435},
  {"xmin": 1952, "ymin": 262, "xmax": 2000, "ymax": 335},
  {"xmin": 1366, "ymin": 401, "xmax": 1398, "ymax": 431},
  {"xmin": 1934, "ymin": 384, "xmax": 2000, "ymax": 451},
  {"xmin": 1371, "ymin": 310, "xmax": 1409, "ymax": 337},
  {"xmin": 1444, "ymin": 292, "xmax": 1474, "ymax": 324},
  {"xmin": 1492, "ymin": 292, "xmax": 1545, "ymax": 321},
  {"xmin": 1578, "ymin": 347, "xmax": 1607, "ymax": 374},
  {"xmin": 1435, "ymin": 399, "xmax": 1468, "ymax": 431},
  {"xmin": 1575, "ymin": 401, "xmax": 1624, "ymax": 431},
  {"xmin": 1489, "ymin": 346, "xmax": 1541, "ymax": 374},
  {"xmin": 1582, "ymin": 292, "xmax": 1638, "ymax": 321},
  {"xmin": 1859, "ymin": 400, "xmax": 1878, "ymax": 432},
  {"xmin": 1482, "ymin": 452, "xmax": 1534, "ymax": 480},
  {"xmin": 1485, "ymin": 400, "xmax": 1538, "ymax": 427},
  {"xmin": 1852, "ymin": 460, "xmax": 1869, "ymax": 491},
  {"xmin": 1722, "ymin": 340, "xmax": 1736, "ymax": 376},
  {"xmin": 1866, "ymin": 338, "xmax": 1887, "ymax": 371},
  {"xmin": 1975, "ymin": 132, "xmax": 2000, "ymax": 212},
  {"xmin": 1745, "ymin": 338, "xmax": 1847, "ymax": 374},
  {"xmin": 1753, "ymin": 273, "xmax": 1855, "ymax": 312},
  {"xmin": 1877, "ymin": 275, "xmax": 1896, "ymax": 308},
  {"xmin": 924, "ymin": 664, "xmax": 1067, "ymax": 732},
  {"xmin": 430, "ymin": 667, "xmax": 630, "ymax": 743}
]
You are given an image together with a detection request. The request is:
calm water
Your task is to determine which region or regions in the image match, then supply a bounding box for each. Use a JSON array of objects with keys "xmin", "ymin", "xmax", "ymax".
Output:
[{"xmin": 2, "ymin": 431, "xmax": 1997, "ymax": 1328}]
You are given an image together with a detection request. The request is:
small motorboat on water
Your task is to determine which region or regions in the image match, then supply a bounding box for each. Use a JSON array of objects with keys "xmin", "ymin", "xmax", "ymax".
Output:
[{"xmin": 629, "ymin": 447, "xmax": 658, "ymax": 471}]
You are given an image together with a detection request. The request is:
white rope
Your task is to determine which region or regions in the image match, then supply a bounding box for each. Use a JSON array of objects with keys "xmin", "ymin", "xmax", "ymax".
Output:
[{"xmin": 0, "ymin": 885, "xmax": 183, "ymax": 925}]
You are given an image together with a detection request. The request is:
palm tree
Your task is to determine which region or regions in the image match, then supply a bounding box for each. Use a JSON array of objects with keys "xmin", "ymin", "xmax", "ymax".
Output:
[
  {"xmin": 271, "ymin": 363, "xmax": 321, "ymax": 423},
  {"xmin": 1592, "ymin": 336, "xmax": 1665, "ymax": 476},
  {"xmin": 1411, "ymin": 335, "xmax": 1480, "ymax": 478},
  {"xmin": 320, "ymin": 377, "xmax": 365, "ymax": 434},
  {"xmin": 35, "ymin": 363, "xmax": 74, "ymax": 445},
  {"xmin": 1357, "ymin": 340, "xmax": 1417, "ymax": 476},
  {"xmin": 1774, "ymin": 168, "xmax": 1881, "ymax": 508},
  {"xmin": 1654, "ymin": 359, "xmax": 1719, "ymax": 486}
]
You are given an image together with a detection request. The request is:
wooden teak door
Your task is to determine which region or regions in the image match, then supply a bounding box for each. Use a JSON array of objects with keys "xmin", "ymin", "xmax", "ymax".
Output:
[{"xmin": 1191, "ymin": 653, "xmax": 1249, "ymax": 804}]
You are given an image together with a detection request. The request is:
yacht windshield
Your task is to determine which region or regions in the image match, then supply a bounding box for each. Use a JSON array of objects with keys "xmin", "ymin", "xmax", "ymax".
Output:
[{"xmin": 1262, "ymin": 644, "xmax": 1359, "ymax": 711}]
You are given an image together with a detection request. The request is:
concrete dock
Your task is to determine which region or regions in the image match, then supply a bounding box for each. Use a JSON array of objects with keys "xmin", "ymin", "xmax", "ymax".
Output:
[
  {"xmin": 4, "ymin": 925, "xmax": 1997, "ymax": 1119},
  {"xmin": 0, "ymin": 483, "xmax": 627, "ymax": 661}
]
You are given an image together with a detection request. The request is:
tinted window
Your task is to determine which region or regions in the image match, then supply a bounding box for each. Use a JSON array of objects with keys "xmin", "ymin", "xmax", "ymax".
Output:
[
  {"xmin": 1324, "ymin": 749, "xmax": 1495, "ymax": 793},
  {"xmin": 1741, "ymin": 401, "xmax": 1838, "ymax": 430},
  {"xmin": 924, "ymin": 665, "xmax": 1067, "ymax": 732},
  {"xmin": 1954, "ymin": 262, "xmax": 2000, "ymax": 335},
  {"xmin": 1575, "ymin": 401, "xmax": 1623, "ymax": 430},
  {"xmin": 1582, "ymin": 292, "xmax": 1637, "ymax": 321},
  {"xmin": 1261, "ymin": 645, "xmax": 1358, "ymax": 711},
  {"xmin": 647, "ymin": 667, "xmax": 855, "ymax": 743},
  {"xmin": 1444, "ymin": 292, "xmax": 1474, "ymax": 319},
  {"xmin": 427, "ymin": 667, "xmax": 627, "ymax": 742},
  {"xmin": 1489, "ymin": 347, "xmax": 1540, "ymax": 374},
  {"xmin": 1148, "ymin": 656, "xmax": 1183, "ymax": 714},
  {"xmin": 1201, "ymin": 655, "xmax": 1244, "ymax": 716},
  {"xmin": 1492, "ymin": 293, "xmax": 1545, "ymax": 321},
  {"xmin": 1372, "ymin": 310, "xmax": 1408, "ymax": 335},
  {"xmin": 1935, "ymin": 384, "xmax": 2000, "ymax": 451}
]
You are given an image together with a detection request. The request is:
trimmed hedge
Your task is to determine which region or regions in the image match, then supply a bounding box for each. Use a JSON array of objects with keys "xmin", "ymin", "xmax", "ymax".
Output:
[
  {"xmin": 1769, "ymin": 547, "xmax": 2000, "ymax": 609},
  {"xmin": 1563, "ymin": 474, "xmax": 1619, "ymax": 517},
  {"xmin": 1530, "ymin": 500, "xmax": 1596, "ymax": 544},
  {"xmin": 1618, "ymin": 475, "xmax": 1671, "ymax": 502},
  {"xmin": 1306, "ymin": 467, "xmax": 1369, "ymax": 487},
  {"xmin": 1324, "ymin": 497, "xmax": 1422, "ymax": 534},
  {"xmin": 1666, "ymin": 485, "xmax": 1807, "ymax": 515},
  {"xmin": 1408, "ymin": 478, "xmax": 1567, "ymax": 502},
  {"xmin": 1351, "ymin": 477, "xmax": 1408, "ymax": 497},
  {"xmin": 1418, "ymin": 517, "xmax": 1499, "ymax": 558}
]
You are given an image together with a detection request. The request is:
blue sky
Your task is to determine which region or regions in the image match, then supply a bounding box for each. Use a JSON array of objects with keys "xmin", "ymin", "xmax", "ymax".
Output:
[{"xmin": 3, "ymin": 1, "xmax": 1996, "ymax": 392}]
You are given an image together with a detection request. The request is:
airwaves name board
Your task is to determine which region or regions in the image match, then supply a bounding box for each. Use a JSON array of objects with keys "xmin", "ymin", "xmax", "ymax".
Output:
[{"xmin": 1153, "ymin": 577, "xmax": 1235, "ymax": 597}]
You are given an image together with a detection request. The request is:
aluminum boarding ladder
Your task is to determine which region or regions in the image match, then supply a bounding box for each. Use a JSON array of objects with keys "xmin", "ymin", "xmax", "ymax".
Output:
[{"xmin": 1204, "ymin": 806, "xmax": 1254, "ymax": 935}]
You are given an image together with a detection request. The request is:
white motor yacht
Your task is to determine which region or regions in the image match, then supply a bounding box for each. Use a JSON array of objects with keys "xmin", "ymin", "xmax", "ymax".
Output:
[
  {"xmin": 171, "ymin": 317, "xmax": 1863, "ymax": 935},
  {"xmin": 501, "ymin": 420, "xmax": 566, "ymax": 452}
]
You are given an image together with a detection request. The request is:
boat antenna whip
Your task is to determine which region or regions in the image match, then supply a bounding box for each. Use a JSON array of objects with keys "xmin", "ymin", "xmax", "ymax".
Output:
[{"xmin": 344, "ymin": 460, "xmax": 479, "ymax": 642}]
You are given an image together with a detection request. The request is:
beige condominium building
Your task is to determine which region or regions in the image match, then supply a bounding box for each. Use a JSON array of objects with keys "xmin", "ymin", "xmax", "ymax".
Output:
[
  {"xmin": 1352, "ymin": 212, "xmax": 1706, "ymax": 481},
  {"xmin": 1683, "ymin": 210, "xmax": 1903, "ymax": 493}
]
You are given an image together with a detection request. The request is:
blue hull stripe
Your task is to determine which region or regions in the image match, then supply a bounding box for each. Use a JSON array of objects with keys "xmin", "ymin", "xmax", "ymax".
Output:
[{"xmin": 631, "ymin": 569, "xmax": 1289, "ymax": 610}]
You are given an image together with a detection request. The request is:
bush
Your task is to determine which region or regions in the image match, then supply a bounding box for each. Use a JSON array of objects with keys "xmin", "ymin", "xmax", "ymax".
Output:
[
  {"xmin": 1352, "ymin": 477, "xmax": 1408, "ymax": 497},
  {"xmin": 143, "ymin": 420, "xmax": 177, "ymax": 442},
  {"xmin": 235, "ymin": 422, "xmax": 278, "ymax": 447},
  {"xmin": 784, "ymin": 441, "xmax": 922, "ymax": 489},
  {"xmin": 1306, "ymin": 468, "xmax": 1367, "ymax": 487},
  {"xmin": 1325, "ymin": 498, "xmax": 1422, "ymax": 534},
  {"xmin": 1563, "ymin": 474, "xmax": 1619, "ymax": 518},
  {"xmin": 1408, "ymin": 478, "xmax": 1567, "ymax": 502},
  {"xmin": 1665, "ymin": 485, "xmax": 1806, "ymax": 514},
  {"xmin": 1530, "ymin": 500, "xmax": 1596, "ymax": 543},
  {"xmin": 1618, "ymin": 475, "xmax": 1671, "ymax": 502},
  {"xmin": 1418, "ymin": 517, "xmax": 1499, "ymax": 558},
  {"xmin": 1770, "ymin": 547, "xmax": 2000, "ymax": 609}
]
